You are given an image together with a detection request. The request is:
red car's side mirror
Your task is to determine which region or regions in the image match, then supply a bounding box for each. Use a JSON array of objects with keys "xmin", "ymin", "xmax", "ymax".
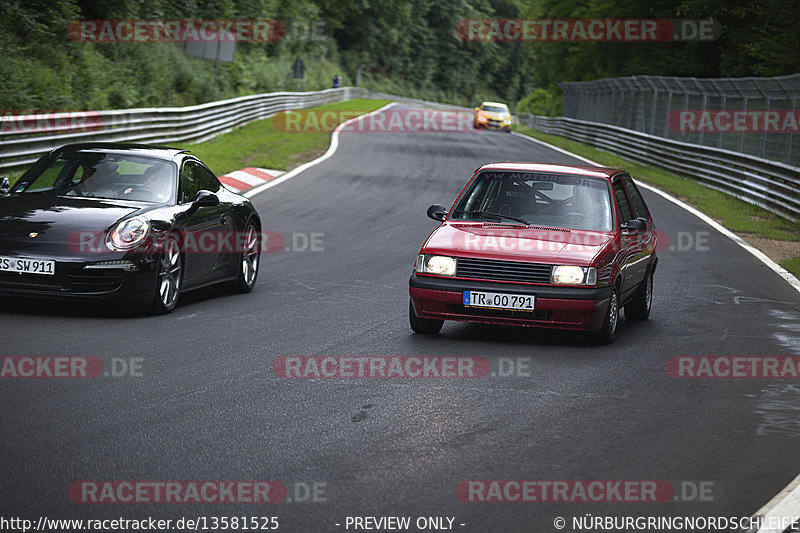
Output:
[
  {"xmin": 621, "ymin": 218, "xmax": 647, "ymax": 232},
  {"xmin": 427, "ymin": 204, "xmax": 448, "ymax": 222}
]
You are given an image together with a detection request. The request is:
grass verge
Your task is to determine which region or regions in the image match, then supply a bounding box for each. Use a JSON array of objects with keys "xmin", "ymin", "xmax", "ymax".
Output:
[
  {"xmin": 514, "ymin": 123, "xmax": 800, "ymax": 278},
  {"xmin": 189, "ymin": 98, "xmax": 391, "ymax": 176}
]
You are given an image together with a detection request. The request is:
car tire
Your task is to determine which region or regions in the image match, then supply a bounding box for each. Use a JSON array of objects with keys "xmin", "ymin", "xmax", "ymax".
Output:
[
  {"xmin": 595, "ymin": 286, "xmax": 619, "ymax": 344},
  {"xmin": 625, "ymin": 269, "xmax": 653, "ymax": 321},
  {"xmin": 222, "ymin": 221, "xmax": 260, "ymax": 293},
  {"xmin": 150, "ymin": 235, "xmax": 183, "ymax": 314},
  {"xmin": 409, "ymin": 299, "xmax": 443, "ymax": 334}
]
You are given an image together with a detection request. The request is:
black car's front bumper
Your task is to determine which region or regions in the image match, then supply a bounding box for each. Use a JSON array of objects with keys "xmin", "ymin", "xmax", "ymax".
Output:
[{"xmin": 0, "ymin": 256, "xmax": 159, "ymax": 303}]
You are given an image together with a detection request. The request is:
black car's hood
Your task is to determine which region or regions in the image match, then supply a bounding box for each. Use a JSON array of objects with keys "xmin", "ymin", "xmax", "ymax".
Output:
[{"xmin": 0, "ymin": 195, "xmax": 147, "ymax": 250}]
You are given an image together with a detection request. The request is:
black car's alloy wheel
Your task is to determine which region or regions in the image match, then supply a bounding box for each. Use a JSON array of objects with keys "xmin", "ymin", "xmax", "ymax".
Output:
[
  {"xmin": 230, "ymin": 223, "xmax": 260, "ymax": 293},
  {"xmin": 151, "ymin": 236, "xmax": 182, "ymax": 313}
]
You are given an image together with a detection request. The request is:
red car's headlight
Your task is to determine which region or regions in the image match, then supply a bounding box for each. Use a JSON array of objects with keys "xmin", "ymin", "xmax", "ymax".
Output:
[
  {"xmin": 416, "ymin": 254, "xmax": 456, "ymax": 276},
  {"xmin": 551, "ymin": 265, "xmax": 597, "ymax": 285}
]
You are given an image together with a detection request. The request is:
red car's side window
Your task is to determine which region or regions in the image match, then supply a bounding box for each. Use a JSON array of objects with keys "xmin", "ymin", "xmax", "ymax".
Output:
[
  {"xmin": 621, "ymin": 175, "xmax": 650, "ymax": 220},
  {"xmin": 613, "ymin": 180, "xmax": 634, "ymax": 225}
]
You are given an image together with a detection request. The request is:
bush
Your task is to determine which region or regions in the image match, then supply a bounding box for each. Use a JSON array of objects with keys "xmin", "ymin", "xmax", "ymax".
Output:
[{"xmin": 515, "ymin": 88, "xmax": 562, "ymax": 117}]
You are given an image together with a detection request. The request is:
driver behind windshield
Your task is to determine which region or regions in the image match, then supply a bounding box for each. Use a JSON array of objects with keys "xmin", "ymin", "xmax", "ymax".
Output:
[
  {"xmin": 66, "ymin": 163, "xmax": 120, "ymax": 198},
  {"xmin": 119, "ymin": 164, "xmax": 172, "ymax": 203}
]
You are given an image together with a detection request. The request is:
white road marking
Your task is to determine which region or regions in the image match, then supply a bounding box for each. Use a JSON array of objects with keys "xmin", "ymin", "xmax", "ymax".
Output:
[{"xmin": 745, "ymin": 473, "xmax": 800, "ymax": 532}]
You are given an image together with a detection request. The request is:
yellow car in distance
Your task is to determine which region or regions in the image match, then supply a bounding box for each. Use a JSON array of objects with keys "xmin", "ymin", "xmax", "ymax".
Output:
[{"xmin": 474, "ymin": 102, "xmax": 513, "ymax": 132}]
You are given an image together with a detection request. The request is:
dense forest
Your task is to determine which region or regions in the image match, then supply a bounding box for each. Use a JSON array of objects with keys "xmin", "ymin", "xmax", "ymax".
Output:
[{"xmin": 1, "ymin": 0, "xmax": 798, "ymax": 114}]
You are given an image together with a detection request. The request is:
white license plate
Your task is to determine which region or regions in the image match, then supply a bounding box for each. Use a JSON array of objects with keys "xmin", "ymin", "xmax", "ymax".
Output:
[
  {"xmin": 463, "ymin": 290, "xmax": 535, "ymax": 311},
  {"xmin": 0, "ymin": 256, "xmax": 55, "ymax": 276}
]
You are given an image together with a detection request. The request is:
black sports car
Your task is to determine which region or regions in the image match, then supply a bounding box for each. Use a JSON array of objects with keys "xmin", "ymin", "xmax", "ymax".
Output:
[{"xmin": 0, "ymin": 143, "xmax": 262, "ymax": 313}]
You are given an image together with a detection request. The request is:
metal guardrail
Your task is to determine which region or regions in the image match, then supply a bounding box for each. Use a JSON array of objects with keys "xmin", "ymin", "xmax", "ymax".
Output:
[
  {"xmin": 524, "ymin": 114, "xmax": 800, "ymax": 221},
  {"xmin": 0, "ymin": 87, "xmax": 373, "ymax": 173},
  {"xmin": 0, "ymin": 87, "xmax": 470, "ymax": 175}
]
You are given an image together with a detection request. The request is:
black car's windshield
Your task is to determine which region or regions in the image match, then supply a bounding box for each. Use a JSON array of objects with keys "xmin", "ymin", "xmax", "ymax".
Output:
[
  {"xmin": 481, "ymin": 105, "xmax": 508, "ymax": 114},
  {"xmin": 451, "ymin": 170, "xmax": 614, "ymax": 232},
  {"xmin": 12, "ymin": 151, "xmax": 177, "ymax": 204}
]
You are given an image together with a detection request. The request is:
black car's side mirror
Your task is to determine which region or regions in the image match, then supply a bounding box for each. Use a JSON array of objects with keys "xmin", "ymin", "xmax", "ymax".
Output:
[
  {"xmin": 0, "ymin": 177, "xmax": 9, "ymax": 196},
  {"xmin": 621, "ymin": 218, "xmax": 647, "ymax": 232},
  {"xmin": 194, "ymin": 190, "xmax": 220, "ymax": 207},
  {"xmin": 427, "ymin": 204, "xmax": 448, "ymax": 222}
]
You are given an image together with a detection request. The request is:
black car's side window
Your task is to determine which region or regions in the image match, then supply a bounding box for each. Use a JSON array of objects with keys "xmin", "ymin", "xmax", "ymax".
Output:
[
  {"xmin": 194, "ymin": 163, "xmax": 222, "ymax": 193},
  {"xmin": 181, "ymin": 161, "xmax": 221, "ymax": 203},
  {"xmin": 180, "ymin": 161, "xmax": 201, "ymax": 204},
  {"xmin": 621, "ymin": 175, "xmax": 650, "ymax": 220},
  {"xmin": 613, "ymin": 180, "xmax": 633, "ymax": 225}
]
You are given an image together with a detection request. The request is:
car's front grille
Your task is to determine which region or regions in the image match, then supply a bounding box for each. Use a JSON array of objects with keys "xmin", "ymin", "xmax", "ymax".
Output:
[
  {"xmin": 0, "ymin": 271, "xmax": 61, "ymax": 289},
  {"xmin": 63, "ymin": 270, "xmax": 125, "ymax": 293},
  {"xmin": 0, "ymin": 264, "xmax": 128, "ymax": 294},
  {"xmin": 456, "ymin": 257, "xmax": 552, "ymax": 284}
]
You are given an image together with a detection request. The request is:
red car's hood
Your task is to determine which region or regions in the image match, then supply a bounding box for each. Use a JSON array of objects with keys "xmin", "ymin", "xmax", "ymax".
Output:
[{"xmin": 423, "ymin": 222, "xmax": 614, "ymax": 264}]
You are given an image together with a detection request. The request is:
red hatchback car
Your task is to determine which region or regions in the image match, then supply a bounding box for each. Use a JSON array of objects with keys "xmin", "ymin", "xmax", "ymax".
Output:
[{"xmin": 408, "ymin": 162, "xmax": 658, "ymax": 343}]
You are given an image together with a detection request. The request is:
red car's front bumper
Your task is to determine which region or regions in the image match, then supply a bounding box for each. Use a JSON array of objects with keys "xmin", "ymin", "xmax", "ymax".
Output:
[{"xmin": 409, "ymin": 272, "xmax": 613, "ymax": 332}]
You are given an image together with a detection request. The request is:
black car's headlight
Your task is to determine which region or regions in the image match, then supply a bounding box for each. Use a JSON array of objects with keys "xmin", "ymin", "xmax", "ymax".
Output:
[
  {"xmin": 551, "ymin": 265, "xmax": 597, "ymax": 285},
  {"xmin": 107, "ymin": 216, "xmax": 150, "ymax": 251},
  {"xmin": 416, "ymin": 254, "xmax": 456, "ymax": 276}
]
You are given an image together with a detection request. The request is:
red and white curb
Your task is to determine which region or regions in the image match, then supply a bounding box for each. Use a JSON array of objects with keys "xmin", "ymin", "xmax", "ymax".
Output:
[{"xmin": 219, "ymin": 167, "xmax": 286, "ymax": 192}]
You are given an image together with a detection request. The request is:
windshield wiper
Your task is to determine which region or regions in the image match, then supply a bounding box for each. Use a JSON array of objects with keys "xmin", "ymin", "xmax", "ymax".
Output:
[{"xmin": 453, "ymin": 209, "xmax": 530, "ymax": 225}]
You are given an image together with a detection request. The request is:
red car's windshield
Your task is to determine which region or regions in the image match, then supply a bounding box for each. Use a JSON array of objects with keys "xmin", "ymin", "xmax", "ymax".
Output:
[{"xmin": 451, "ymin": 171, "xmax": 614, "ymax": 232}]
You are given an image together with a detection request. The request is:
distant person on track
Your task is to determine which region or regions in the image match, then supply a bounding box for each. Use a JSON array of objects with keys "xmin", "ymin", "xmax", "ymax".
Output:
[{"xmin": 332, "ymin": 75, "xmax": 341, "ymax": 88}]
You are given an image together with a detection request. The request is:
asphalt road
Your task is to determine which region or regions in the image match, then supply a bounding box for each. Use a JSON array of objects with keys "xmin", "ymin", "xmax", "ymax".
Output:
[{"xmin": 3, "ymin": 104, "xmax": 800, "ymax": 532}]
